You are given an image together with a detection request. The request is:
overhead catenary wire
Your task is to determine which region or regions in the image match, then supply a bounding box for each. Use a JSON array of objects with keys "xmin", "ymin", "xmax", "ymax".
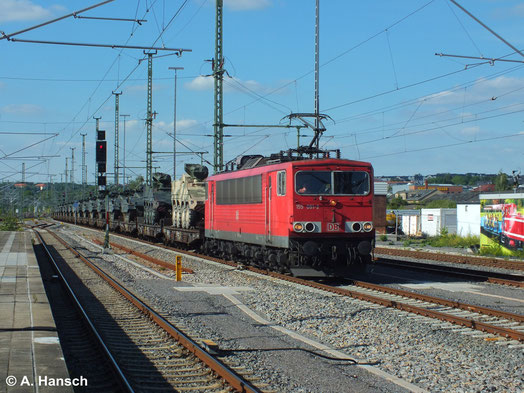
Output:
[
  {"xmin": 449, "ymin": 0, "xmax": 524, "ymax": 59},
  {"xmin": 50, "ymin": 0, "xmax": 191, "ymax": 162},
  {"xmin": 174, "ymin": 0, "xmax": 439, "ymax": 135},
  {"xmin": 363, "ymin": 130, "xmax": 524, "ymax": 160},
  {"xmin": 0, "ymin": 0, "xmax": 115, "ymax": 41},
  {"xmin": 334, "ymin": 63, "xmax": 524, "ymax": 124},
  {"xmin": 340, "ymin": 104, "xmax": 524, "ymax": 148},
  {"xmin": 5, "ymin": 1, "xmax": 523, "ymax": 180}
]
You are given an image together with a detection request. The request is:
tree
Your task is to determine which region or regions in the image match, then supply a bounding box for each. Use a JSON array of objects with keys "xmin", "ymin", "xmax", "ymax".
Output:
[
  {"xmin": 494, "ymin": 171, "xmax": 509, "ymax": 191},
  {"xmin": 425, "ymin": 199, "xmax": 457, "ymax": 208},
  {"xmin": 127, "ymin": 175, "xmax": 145, "ymax": 191},
  {"xmin": 388, "ymin": 196, "xmax": 407, "ymax": 210}
]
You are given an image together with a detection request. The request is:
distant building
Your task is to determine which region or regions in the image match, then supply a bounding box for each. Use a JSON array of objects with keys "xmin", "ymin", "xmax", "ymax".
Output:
[
  {"xmin": 472, "ymin": 184, "xmax": 495, "ymax": 192},
  {"xmin": 35, "ymin": 183, "xmax": 46, "ymax": 190},
  {"xmin": 410, "ymin": 180, "xmax": 463, "ymax": 194},
  {"xmin": 374, "ymin": 182, "xmax": 388, "ymax": 234},
  {"xmin": 389, "ymin": 182, "xmax": 411, "ymax": 195}
]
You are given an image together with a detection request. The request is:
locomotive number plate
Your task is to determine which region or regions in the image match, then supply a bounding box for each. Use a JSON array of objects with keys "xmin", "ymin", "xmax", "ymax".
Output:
[{"xmin": 327, "ymin": 223, "xmax": 340, "ymax": 232}]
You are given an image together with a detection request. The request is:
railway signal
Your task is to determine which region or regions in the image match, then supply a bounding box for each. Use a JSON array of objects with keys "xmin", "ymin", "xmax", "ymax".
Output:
[
  {"xmin": 96, "ymin": 129, "xmax": 110, "ymax": 250},
  {"xmin": 96, "ymin": 141, "xmax": 107, "ymax": 163}
]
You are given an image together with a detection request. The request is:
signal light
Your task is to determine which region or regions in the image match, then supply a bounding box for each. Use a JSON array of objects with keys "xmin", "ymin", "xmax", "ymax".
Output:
[
  {"xmin": 96, "ymin": 141, "xmax": 107, "ymax": 162},
  {"xmin": 98, "ymin": 175, "xmax": 106, "ymax": 186}
]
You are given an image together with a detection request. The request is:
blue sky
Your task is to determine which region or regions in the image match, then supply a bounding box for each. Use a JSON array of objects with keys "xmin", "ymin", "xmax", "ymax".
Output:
[{"xmin": 1, "ymin": 0, "xmax": 523, "ymax": 185}]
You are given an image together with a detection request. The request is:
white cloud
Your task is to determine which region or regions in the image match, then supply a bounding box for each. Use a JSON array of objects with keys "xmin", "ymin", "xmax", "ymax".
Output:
[
  {"xmin": 185, "ymin": 76, "xmax": 213, "ymax": 91},
  {"xmin": 0, "ymin": 0, "xmax": 62, "ymax": 23},
  {"xmin": 421, "ymin": 76, "xmax": 524, "ymax": 106},
  {"xmin": 176, "ymin": 119, "xmax": 198, "ymax": 130},
  {"xmin": 513, "ymin": 4, "xmax": 524, "ymax": 17},
  {"xmin": 458, "ymin": 126, "xmax": 480, "ymax": 136},
  {"xmin": 0, "ymin": 103, "xmax": 43, "ymax": 115},
  {"xmin": 186, "ymin": 75, "xmax": 274, "ymax": 95},
  {"xmin": 224, "ymin": 0, "xmax": 271, "ymax": 11}
]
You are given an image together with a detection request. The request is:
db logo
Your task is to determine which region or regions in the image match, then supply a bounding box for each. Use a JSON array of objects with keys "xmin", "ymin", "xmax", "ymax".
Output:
[{"xmin": 327, "ymin": 223, "xmax": 340, "ymax": 232}]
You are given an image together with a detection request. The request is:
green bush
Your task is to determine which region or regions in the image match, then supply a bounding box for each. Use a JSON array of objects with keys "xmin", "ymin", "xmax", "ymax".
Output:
[
  {"xmin": 0, "ymin": 215, "xmax": 20, "ymax": 231},
  {"xmin": 426, "ymin": 233, "xmax": 479, "ymax": 248},
  {"xmin": 479, "ymin": 244, "xmax": 524, "ymax": 259},
  {"xmin": 379, "ymin": 234, "xmax": 388, "ymax": 241}
]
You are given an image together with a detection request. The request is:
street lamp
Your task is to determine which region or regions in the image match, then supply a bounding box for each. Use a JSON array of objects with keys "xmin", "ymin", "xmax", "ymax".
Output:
[{"xmin": 168, "ymin": 66, "xmax": 183, "ymax": 181}]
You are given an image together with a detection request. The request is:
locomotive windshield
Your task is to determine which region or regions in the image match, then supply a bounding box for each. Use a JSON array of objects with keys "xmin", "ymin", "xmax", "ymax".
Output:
[{"xmin": 295, "ymin": 171, "xmax": 369, "ymax": 195}]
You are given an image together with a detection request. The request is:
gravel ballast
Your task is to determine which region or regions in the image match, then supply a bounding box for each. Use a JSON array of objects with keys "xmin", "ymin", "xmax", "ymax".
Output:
[{"xmin": 58, "ymin": 224, "xmax": 524, "ymax": 393}]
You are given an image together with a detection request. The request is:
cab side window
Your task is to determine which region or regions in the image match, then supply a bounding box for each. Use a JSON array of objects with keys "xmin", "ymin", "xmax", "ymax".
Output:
[{"xmin": 277, "ymin": 171, "xmax": 286, "ymax": 196}]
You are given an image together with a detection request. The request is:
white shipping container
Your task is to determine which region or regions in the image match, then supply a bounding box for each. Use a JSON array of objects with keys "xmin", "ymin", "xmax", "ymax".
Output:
[
  {"xmin": 421, "ymin": 208, "xmax": 457, "ymax": 236},
  {"xmin": 401, "ymin": 214, "xmax": 421, "ymax": 236},
  {"xmin": 456, "ymin": 204, "xmax": 480, "ymax": 237}
]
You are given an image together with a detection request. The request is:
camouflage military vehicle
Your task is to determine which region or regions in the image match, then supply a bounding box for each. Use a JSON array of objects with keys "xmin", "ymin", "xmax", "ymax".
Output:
[{"xmin": 171, "ymin": 164, "xmax": 208, "ymax": 229}]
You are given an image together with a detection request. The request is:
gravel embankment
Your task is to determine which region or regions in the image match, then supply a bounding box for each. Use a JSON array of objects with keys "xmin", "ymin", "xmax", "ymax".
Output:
[{"xmin": 59, "ymin": 225, "xmax": 524, "ymax": 393}]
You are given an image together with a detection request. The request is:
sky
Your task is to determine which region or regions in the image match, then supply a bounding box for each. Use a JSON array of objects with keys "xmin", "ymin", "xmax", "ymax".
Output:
[{"xmin": 0, "ymin": 0, "xmax": 523, "ymax": 186}]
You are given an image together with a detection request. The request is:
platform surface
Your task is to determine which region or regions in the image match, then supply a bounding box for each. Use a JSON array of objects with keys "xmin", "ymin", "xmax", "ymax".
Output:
[{"xmin": 0, "ymin": 231, "xmax": 71, "ymax": 393}]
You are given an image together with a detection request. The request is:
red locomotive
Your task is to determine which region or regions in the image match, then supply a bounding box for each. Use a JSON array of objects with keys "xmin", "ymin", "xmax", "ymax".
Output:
[
  {"xmin": 501, "ymin": 203, "xmax": 524, "ymax": 250},
  {"xmin": 203, "ymin": 152, "xmax": 374, "ymax": 276}
]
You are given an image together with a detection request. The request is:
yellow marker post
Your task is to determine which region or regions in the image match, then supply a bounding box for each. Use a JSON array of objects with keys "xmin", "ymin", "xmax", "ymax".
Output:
[{"xmin": 175, "ymin": 255, "xmax": 182, "ymax": 281}]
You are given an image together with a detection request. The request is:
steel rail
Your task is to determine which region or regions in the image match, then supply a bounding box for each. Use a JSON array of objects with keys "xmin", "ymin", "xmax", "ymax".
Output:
[
  {"xmin": 349, "ymin": 280, "xmax": 524, "ymax": 323},
  {"xmin": 104, "ymin": 231, "xmax": 524, "ymax": 340},
  {"xmin": 375, "ymin": 246, "xmax": 524, "ymax": 272},
  {"xmin": 33, "ymin": 229, "xmax": 134, "ymax": 393},
  {"xmin": 91, "ymin": 238, "xmax": 194, "ymax": 273},
  {"xmin": 266, "ymin": 274, "xmax": 524, "ymax": 341},
  {"xmin": 375, "ymin": 257, "xmax": 524, "ymax": 288},
  {"xmin": 51, "ymin": 221, "xmax": 524, "ymax": 341},
  {"xmin": 46, "ymin": 229, "xmax": 262, "ymax": 393}
]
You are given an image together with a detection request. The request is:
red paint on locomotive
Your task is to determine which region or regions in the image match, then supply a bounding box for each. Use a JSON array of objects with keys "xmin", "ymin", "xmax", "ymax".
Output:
[
  {"xmin": 502, "ymin": 204, "xmax": 524, "ymax": 248},
  {"xmin": 204, "ymin": 158, "xmax": 374, "ymax": 276}
]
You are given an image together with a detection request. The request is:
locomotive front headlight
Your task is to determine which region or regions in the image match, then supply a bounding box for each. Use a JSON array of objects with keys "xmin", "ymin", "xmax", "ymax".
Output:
[
  {"xmin": 352, "ymin": 222, "xmax": 362, "ymax": 232},
  {"xmin": 363, "ymin": 222, "xmax": 373, "ymax": 232},
  {"xmin": 304, "ymin": 222, "xmax": 316, "ymax": 232},
  {"xmin": 293, "ymin": 222, "xmax": 304, "ymax": 232},
  {"xmin": 329, "ymin": 199, "xmax": 337, "ymax": 206}
]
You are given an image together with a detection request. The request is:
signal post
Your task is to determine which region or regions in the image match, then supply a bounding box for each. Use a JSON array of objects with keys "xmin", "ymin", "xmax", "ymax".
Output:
[{"xmin": 96, "ymin": 130, "xmax": 110, "ymax": 251}]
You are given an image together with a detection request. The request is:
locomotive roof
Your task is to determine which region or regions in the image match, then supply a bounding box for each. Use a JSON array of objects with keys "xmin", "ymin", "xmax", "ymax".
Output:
[{"xmin": 208, "ymin": 157, "xmax": 373, "ymax": 181}]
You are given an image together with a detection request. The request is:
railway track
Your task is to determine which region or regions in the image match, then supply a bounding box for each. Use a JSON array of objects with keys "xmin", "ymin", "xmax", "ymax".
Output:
[
  {"xmin": 372, "ymin": 257, "xmax": 524, "ymax": 288},
  {"xmin": 53, "ymin": 221, "xmax": 524, "ymax": 343},
  {"xmin": 33, "ymin": 231, "xmax": 124, "ymax": 392},
  {"xmin": 375, "ymin": 246, "xmax": 524, "ymax": 272},
  {"xmin": 35, "ymin": 227, "xmax": 263, "ymax": 393}
]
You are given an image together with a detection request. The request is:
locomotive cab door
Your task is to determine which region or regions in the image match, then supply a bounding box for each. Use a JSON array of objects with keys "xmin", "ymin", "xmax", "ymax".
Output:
[
  {"xmin": 265, "ymin": 174, "xmax": 272, "ymax": 244},
  {"xmin": 209, "ymin": 182, "xmax": 214, "ymax": 236}
]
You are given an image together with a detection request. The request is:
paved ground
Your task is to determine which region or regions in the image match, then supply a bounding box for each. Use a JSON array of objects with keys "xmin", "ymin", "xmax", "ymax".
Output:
[{"xmin": 0, "ymin": 231, "xmax": 72, "ymax": 393}]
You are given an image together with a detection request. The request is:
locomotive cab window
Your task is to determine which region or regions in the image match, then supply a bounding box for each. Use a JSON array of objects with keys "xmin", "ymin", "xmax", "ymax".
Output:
[
  {"xmin": 277, "ymin": 171, "xmax": 286, "ymax": 196},
  {"xmin": 333, "ymin": 171, "xmax": 369, "ymax": 195},
  {"xmin": 295, "ymin": 170, "xmax": 370, "ymax": 195}
]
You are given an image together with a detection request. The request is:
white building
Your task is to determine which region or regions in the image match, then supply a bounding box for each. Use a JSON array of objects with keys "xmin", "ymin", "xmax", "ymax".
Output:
[
  {"xmin": 421, "ymin": 208, "xmax": 457, "ymax": 236},
  {"xmin": 456, "ymin": 204, "xmax": 480, "ymax": 237}
]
